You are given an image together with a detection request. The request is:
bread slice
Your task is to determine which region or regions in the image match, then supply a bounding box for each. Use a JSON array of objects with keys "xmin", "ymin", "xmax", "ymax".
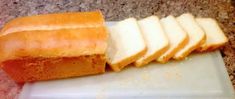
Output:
[
  {"xmin": 157, "ymin": 15, "xmax": 188, "ymax": 63},
  {"xmin": 106, "ymin": 18, "xmax": 147, "ymax": 71},
  {"xmin": 173, "ymin": 13, "xmax": 206, "ymax": 60},
  {"xmin": 195, "ymin": 18, "xmax": 228, "ymax": 52},
  {"xmin": 134, "ymin": 16, "xmax": 169, "ymax": 67}
]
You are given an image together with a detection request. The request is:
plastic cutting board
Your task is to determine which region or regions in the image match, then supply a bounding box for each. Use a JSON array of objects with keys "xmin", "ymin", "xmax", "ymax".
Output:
[{"xmin": 19, "ymin": 22, "xmax": 235, "ymax": 99}]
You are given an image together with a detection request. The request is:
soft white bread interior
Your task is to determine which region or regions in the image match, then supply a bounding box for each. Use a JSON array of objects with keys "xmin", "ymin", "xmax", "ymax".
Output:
[
  {"xmin": 134, "ymin": 16, "xmax": 169, "ymax": 67},
  {"xmin": 106, "ymin": 18, "xmax": 147, "ymax": 71},
  {"xmin": 157, "ymin": 15, "xmax": 188, "ymax": 63},
  {"xmin": 173, "ymin": 13, "xmax": 206, "ymax": 60},
  {"xmin": 195, "ymin": 18, "xmax": 228, "ymax": 52}
]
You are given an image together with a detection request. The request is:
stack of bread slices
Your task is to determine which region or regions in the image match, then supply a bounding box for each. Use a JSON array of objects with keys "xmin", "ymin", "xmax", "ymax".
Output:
[{"xmin": 106, "ymin": 13, "xmax": 228, "ymax": 72}]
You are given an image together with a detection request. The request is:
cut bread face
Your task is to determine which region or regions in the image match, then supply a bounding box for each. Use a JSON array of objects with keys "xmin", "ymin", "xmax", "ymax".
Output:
[
  {"xmin": 106, "ymin": 18, "xmax": 147, "ymax": 71},
  {"xmin": 157, "ymin": 15, "xmax": 188, "ymax": 63},
  {"xmin": 173, "ymin": 13, "xmax": 206, "ymax": 60},
  {"xmin": 196, "ymin": 18, "xmax": 228, "ymax": 52},
  {"xmin": 134, "ymin": 16, "xmax": 169, "ymax": 67}
]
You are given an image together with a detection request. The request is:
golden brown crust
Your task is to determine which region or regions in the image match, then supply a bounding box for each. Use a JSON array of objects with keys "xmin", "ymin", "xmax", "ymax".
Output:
[
  {"xmin": 173, "ymin": 31, "xmax": 206, "ymax": 60},
  {"xmin": 196, "ymin": 42, "xmax": 228, "ymax": 52},
  {"xmin": 108, "ymin": 47, "xmax": 147, "ymax": 72},
  {"xmin": 195, "ymin": 18, "xmax": 228, "ymax": 52},
  {"xmin": 157, "ymin": 34, "xmax": 189, "ymax": 63},
  {"xmin": 134, "ymin": 43, "xmax": 169, "ymax": 67},
  {"xmin": 0, "ymin": 28, "xmax": 108, "ymax": 63},
  {"xmin": 0, "ymin": 11, "xmax": 108, "ymax": 82},
  {"xmin": 0, "ymin": 11, "xmax": 105, "ymax": 36},
  {"xmin": 196, "ymin": 37, "xmax": 228, "ymax": 52},
  {"xmin": 1, "ymin": 55, "xmax": 106, "ymax": 82}
]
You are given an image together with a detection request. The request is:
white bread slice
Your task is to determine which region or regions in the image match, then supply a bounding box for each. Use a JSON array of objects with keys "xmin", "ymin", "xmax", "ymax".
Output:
[
  {"xmin": 134, "ymin": 16, "xmax": 169, "ymax": 67},
  {"xmin": 157, "ymin": 15, "xmax": 188, "ymax": 63},
  {"xmin": 195, "ymin": 18, "xmax": 228, "ymax": 52},
  {"xmin": 106, "ymin": 18, "xmax": 147, "ymax": 72},
  {"xmin": 173, "ymin": 13, "xmax": 206, "ymax": 60}
]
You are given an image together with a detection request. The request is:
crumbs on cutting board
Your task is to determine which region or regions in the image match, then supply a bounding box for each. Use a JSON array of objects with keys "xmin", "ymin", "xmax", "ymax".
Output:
[
  {"xmin": 140, "ymin": 70, "xmax": 151, "ymax": 81},
  {"xmin": 163, "ymin": 66, "xmax": 182, "ymax": 80}
]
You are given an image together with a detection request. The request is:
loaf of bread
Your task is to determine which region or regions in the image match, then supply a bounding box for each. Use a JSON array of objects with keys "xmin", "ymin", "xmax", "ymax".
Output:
[
  {"xmin": 0, "ymin": 11, "xmax": 108, "ymax": 82},
  {"xmin": 0, "ymin": 11, "xmax": 228, "ymax": 81}
]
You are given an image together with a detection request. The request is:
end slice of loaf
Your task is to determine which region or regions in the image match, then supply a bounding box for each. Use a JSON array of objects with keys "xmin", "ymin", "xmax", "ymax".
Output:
[
  {"xmin": 195, "ymin": 18, "xmax": 228, "ymax": 52},
  {"xmin": 173, "ymin": 13, "xmax": 206, "ymax": 60},
  {"xmin": 157, "ymin": 15, "xmax": 188, "ymax": 63},
  {"xmin": 106, "ymin": 18, "xmax": 147, "ymax": 71},
  {"xmin": 134, "ymin": 16, "xmax": 169, "ymax": 67}
]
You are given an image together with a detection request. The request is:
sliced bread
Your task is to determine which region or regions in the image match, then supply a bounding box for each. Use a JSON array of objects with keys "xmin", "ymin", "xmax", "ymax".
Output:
[
  {"xmin": 157, "ymin": 15, "xmax": 188, "ymax": 63},
  {"xmin": 195, "ymin": 18, "xmax": 228, "ymax": 52},
  {"xmin": 106, "ymin": 18, "xmax": 147, "ymax": 71},
  {"xmin": 173, "ymin": 13, "xmax": 206, "ymax": 60},
  {"xmin": 134, "ymin": 16, "xmax": 169, "ymax": 67}
]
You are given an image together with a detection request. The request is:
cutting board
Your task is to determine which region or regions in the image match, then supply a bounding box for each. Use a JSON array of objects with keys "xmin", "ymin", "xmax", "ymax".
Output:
[{"xmin": 19, "ymin": 22, "xmax": 235, "ymax": 99}]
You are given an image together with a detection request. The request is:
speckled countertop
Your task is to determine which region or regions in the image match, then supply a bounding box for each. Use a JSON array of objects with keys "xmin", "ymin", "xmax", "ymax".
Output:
[{"xmin": 0, "ymin": 0, "xmax": 234, "ymax": 99}]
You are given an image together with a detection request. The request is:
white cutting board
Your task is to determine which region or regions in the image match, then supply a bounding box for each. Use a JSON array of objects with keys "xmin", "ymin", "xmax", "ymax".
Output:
[
  {"xmin": 19, "ymin": 51, "xmax": 235, "ymax": 99},
  {"xmin": 19, "ymin": 22, "xmax": 234, "ymax": 99}
]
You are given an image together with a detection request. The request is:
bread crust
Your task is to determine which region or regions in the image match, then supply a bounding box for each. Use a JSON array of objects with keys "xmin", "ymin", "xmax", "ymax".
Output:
[
  {"xmin": 173, "ymin": 33, "xmax": 206, "ymax": 60},
  {"xmin": 0, "ymin": 11, "xmax": 105, "ymax": 36},
  {"xmin": 196, "ymin": 42, "xmax": 228, "ymax": 52},
  {"xmin": 0, "ymin": 11, "xmax": 108, "ymax": 82},
  {"xmin": 157, "ymin": 15, "xmax": 189, "ymax": 63},
  {"xmin": 1, "ymin": 55, "xmax": 106, "ymax": 82},
  {"xmin": 108, "ymin": 47, "xmax": 147, "ymax": 72},
  {"xmin": 0, "ymin": 28, "xmax": 108, "ymax": 63},
  {"xmin": 134, "ymin": 16, "xmax": 169, "ymax": 67},
  {"xmin": 135, "ymin": 43, "xmax": 169, "ymax": 67},
  {"xmin": 158, "ymin": 33, "xmax": 189, "ymax": 63},
  {"xmin": 195, "ymin": 18, "xmax": 228, "ymax": 52}
]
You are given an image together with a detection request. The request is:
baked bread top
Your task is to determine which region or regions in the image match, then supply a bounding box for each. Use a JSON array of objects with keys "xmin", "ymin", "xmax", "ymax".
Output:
[
  {"xmin": 0, "ymin": 11, "xmax": 105, "ymax": 36},
  {"xmin": 0, "ymin": 11, "xmax": 108, "ymax": 63}
]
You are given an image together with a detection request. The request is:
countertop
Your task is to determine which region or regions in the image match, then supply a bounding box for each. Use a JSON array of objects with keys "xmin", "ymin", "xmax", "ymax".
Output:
[{"xmin": 0, "ymin": 0, "xmax": 234, "ymax": 99}]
